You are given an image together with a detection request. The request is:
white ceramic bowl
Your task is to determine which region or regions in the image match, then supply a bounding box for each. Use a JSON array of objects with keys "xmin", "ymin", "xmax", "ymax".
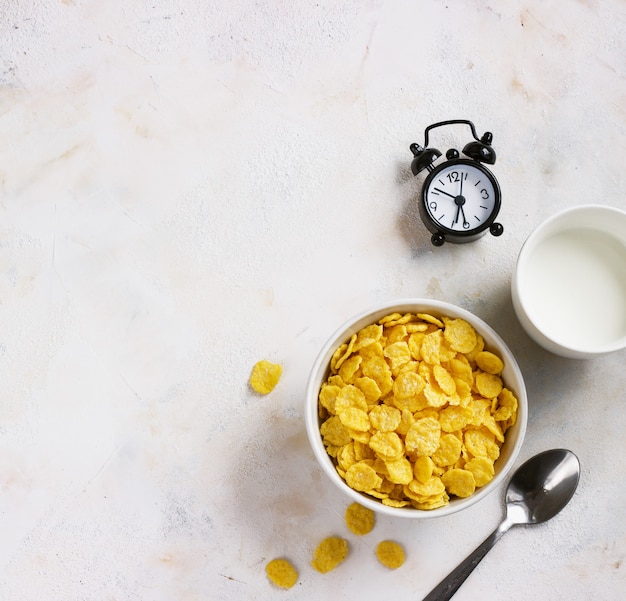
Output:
[
  {"xmin": 305, "ymin": 299, "xmax": 528, "ymax": 519},
  {"xmin": 512, "ymin": 205, "xmax": 626, "ymax": 359}
]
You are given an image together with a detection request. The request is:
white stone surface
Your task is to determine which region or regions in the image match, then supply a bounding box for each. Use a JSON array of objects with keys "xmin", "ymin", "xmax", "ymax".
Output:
[{"xmin": 1, "ymin": 1, "xmax": 625, "ymax": 599}]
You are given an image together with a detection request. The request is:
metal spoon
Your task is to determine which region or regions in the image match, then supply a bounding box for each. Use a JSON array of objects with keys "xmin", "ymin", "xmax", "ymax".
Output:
[{"xmin": 422, "ymin": 448, "xmax": 580, "ymax": 601}]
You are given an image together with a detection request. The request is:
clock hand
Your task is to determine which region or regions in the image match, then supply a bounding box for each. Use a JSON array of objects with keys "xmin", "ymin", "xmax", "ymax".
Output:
[
  {"xmin": 460, "ymin": 205, "xmax": 470, "ymax": 228},
  {"xmin": 433, "ymin": 187, "xmax": 457, "ymax": 200},
  {"xmin": 453, "ymin": 204, "xmax": 461, "ymax": 225}
]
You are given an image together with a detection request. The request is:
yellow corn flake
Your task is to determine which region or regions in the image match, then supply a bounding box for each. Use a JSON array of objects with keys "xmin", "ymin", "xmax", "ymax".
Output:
[
  {"xmin": 464, "ymin": 428, "xmax": 500, "ymax": 461},
  {"xmin": 319, "ymin": 384, "xmax": 341, "ymax": 413},
  {"xmin": 376, "ymin": 541, "xmax": 405, "ymax": 569},
  {"xmin": 369, "ymin": 431, "xmax": 404, "ymax": 460},
  {"xmin": 318, "ymin": 311, "xmax": 518, "ymax": 510},
  {"xmin": 413, "ymin": 455, "xmax": 435, "ymax": 483},
  {"xmin": 455, "ymin": 378, "xmax": 472, "ymax": 406},
  {"xmin": 475, "ymin": 371, "xmax": 503, "ymax": 398},
  {"xmin": 338, "ymin": 407, "xmax": 370, "ymax": 432},
  {"xmin": 330, "ymin": 343, "xmax": 348, "ymax": 372},
  {"xmin": 353, "ymin": 441, "xmax": 375, "ymax": 461},
  {"xmin": 338, "ymin": 354, "xmax": 362, "ymax": 383},
  {"xmin": 433, "ymin": 364, "xmax": 456, "ymax": 395},
  {"xmin": 385, "ymin": 324, "xmax": 409, "ymax": 344},
  {"xmin": 334, "ymin": 334, "xmax": 357, "ymax": 371},
  {"xmin": 346, "ymin": 462, "xmax": 383, "ymax": 492},
  {"xmin": 369, "ymin": 405, "xmax": 402, "ymax": 432},
  {"xmin": 378, "ymin": 312, "xmax": 403, "ymax": 325},
  {"xmin": 475, "ymin": 351, "xmax": 504, "ymax": 375},
  {"xmin": 417, "ymin": 313, "xmax": 445, "ymax": 327},
  {"xmin": 335, "ymin": 385, "xmax": 368, "ymax": 413},
  {"xmin": 383, "ymin": 341, "xmax": 411, "ymax": 370},
  {"xmin": 385, "ymin": 457, "xmax": 414, "ymax": 485},
  {"xmin": 465, "ymin": 334, "xmax": 485, "ymax": 362},
  {"xmin": 266, "ymin": 558, "xmax": 298, "ymax": 589},
  {"xmin": 405, "ymin": 417, "xmax": 441, "ymax": 455},
  {"xmin": 383, "ymin": 313, "xmax": 414, "ymax": 327},
  {"xmin": 311, "ymin": 537, "xmax": 349, "ymax": 573},
  {"xmin": 408, "ymin": 332, "xmax": 425, "ymax": 360},
  {"xmin": 439, "ymin": 405, "xmax": 473, "ymax": 432},
  {"xmin": 362, "ymin": 356, "xmax": 394, "ymax": 396},
  {"xmin": 464, "ymin": 456, "xmax": 495, "ymax": 487},
  {"xmin": 482, "ymin": 414, "xmax": 505, "ymax": 443},
  {"xmin": 345, "ymin": 502, "xmax": 376, "ymax": 536},
  {"xmin": 249, "ymin": 360, "xmax": 282, "ymax": 394},
  {"xmin": 448, "ymin": 357, "xmax": 474, "ymax": 384},
  {"xmin": 354, "ymin": 376, "xmax": 382, "ymax": 404},
  {"xmin": 421, "ymin": 330, "xmax": 442, "ymax": 365},
  {"xmin": 337, "ymin": 443, "xmax": 357, "ymax": 471},
  {"xmin": 423, "ymin": 383, "xmax": 449, "ymax": 408},
  {"xmin": 443, "ymin": 318, "xmax": 477, "ymax": 353},
  {"xmin": 393, "ymin": 370, "xmax": 426, "ymax": 398},
  {"xmin": 406, "ymin": 322, "xmax": 429, "ymax": 333},
  {"xmin": 441, "ymin": 468, "xmax": 476, "ymax": 498},
  {"xmin": 382, "ymin": 498, "xmax": 410, "ymax": 508},
  {"xmin": 410, "ymin": 493, "xmax": 449, "ymax": 510},
  {"xmin": 320, "ymin": 415, "xmax": 352, "ymax": 447},
  {"xmin": 494, "ymin": 388, "xmax": 518, "ymax": 421},
  {"xmin": 353, "ymin": 324, "xmax": 383, "ymax": 351},
  {"xmin": 432, "ymin": 433, "xmax": 463, "ymax": 467},
  {"xmin": 407, "ymin": 475, "xmax": 446, "ymax": 498}
]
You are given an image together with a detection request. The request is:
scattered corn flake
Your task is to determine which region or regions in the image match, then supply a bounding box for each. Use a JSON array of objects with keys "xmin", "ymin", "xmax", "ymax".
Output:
[
  {"xmin": 345, "ymin": 502, "xmax": 376, "ymax": 536},
  {"xmin": 265, "ymin": 558, "xmax": 298, "ymax": 589},
  {"xmin": 376, "ymin": 541, "xmax": 405, "ymax": 569},
  {"xmin": 311, "ymin": 537, "xmax": 349, "ymax": 573},
  {"xmin": 249, "ymin": 360, "xmax": 282, "ymax": 394}
]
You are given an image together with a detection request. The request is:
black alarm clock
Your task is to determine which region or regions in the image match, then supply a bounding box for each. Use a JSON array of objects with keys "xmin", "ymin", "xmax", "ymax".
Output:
[{"xmin": 410, "ymin": 119, "xmax": 503, "ymax": 246}]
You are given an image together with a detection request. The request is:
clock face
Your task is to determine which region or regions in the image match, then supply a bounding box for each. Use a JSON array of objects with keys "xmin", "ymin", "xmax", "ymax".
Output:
[{"xmin": 423, "ymin": 160, "xmax": 500, "ymax": 234}]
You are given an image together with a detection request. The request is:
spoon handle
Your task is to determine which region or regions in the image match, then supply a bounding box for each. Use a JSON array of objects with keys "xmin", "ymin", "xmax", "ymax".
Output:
[{"xmin": 421, "ymin": 519, "xmax": 513, "ymax": 601}]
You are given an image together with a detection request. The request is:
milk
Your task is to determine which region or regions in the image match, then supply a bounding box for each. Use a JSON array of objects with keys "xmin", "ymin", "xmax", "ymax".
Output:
[{"xmin": 523, "ymin": 228, "xmax": 626, "ymax": 349}]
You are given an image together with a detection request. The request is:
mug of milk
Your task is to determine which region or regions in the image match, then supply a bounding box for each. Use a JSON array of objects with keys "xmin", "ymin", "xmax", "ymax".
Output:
[{"xmin": 512, "ymin": 205, "xmax": 626, "ymax": 359}]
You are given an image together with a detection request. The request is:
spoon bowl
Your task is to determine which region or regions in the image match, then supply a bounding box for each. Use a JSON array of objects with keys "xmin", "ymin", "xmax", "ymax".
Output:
[{"xmin": 422, "ymin": 449, "xmax": 580, "ymax": 601}]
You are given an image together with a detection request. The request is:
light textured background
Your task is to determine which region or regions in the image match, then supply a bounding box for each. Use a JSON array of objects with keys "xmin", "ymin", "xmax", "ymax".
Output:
[{"xmin": 1, "ymin": 1, "xmax": 625, "ymax": 600}]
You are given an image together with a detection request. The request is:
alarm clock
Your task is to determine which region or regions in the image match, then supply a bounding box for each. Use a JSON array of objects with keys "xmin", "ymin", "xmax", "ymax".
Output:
[{"xmin": 410, "ymin": 119, "xmax": 503, "ymax": 246}]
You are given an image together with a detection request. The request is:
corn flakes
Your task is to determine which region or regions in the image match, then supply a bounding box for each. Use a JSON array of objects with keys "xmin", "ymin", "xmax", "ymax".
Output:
[
  {"xmin": 249, "ymin": 360, "xmax": 282, "ymax": 394},
  {"xmin": 265, "ymin": 558, "xmax": 298, "ymax": 589},
  {"xmin": 376, "ymin": 541, "xmax": 405, "ymax": 569},
  {"xmin": 311, "ymin": 537, "xmax": 349, "ymax": 573},
  {"xmin": 318, "ymin": 311, "xmax": 519, "ymax": 510}
]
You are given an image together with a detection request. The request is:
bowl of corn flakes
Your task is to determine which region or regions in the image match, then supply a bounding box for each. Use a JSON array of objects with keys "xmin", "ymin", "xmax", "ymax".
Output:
[{"xmin": 305, "ymin": 299, "xmax": 527, "ymax": 518}]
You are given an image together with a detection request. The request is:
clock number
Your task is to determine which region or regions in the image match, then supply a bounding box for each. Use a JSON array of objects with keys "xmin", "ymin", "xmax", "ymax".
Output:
[
  {"xmin": 446, "ymin": 171, "xmax": 460, "ymax": 183},
  {"xmin": 480, "ymin": 188, "xmax": 489, "ymax": 200},
  {"xmin": 429, "ymin": 201, "xmax": 437, "ymax": 211}
]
